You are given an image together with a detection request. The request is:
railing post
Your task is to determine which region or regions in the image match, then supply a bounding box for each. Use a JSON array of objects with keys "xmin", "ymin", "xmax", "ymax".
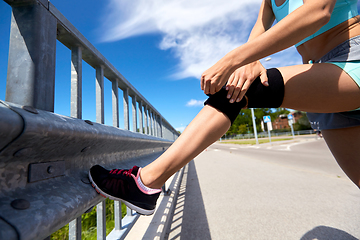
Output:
[
  {"xmin": 138, "ymin": 101, "xmax": 143, "ymax": 134},
  {"xmin": 150, "ymin": 110, "xmax": 154, "ymax": 136},
  {"xmin": 114, "ymin": 201, "xmax": 122, "ymax": 230},
  {"xmin": 97, "ymin": 201, "xmax": 106, "ymax": 240},
  {"xmin": 69, "ymin": 217, "xmax": 81, "ymax": 240},
  {"xmin": 154, "ymin": 114, "xmax": 158, "ymax": 137},
  {"xmin": 5, "ymin": 0, "xmax": 57, "ymax": 112},
  {"xmin": 123, "ymin": 88, "xmax": 129, "ymax": 130},
  {"xmin": 132, "ymin": 95, "xmax": 137, "ymax": 132},
  {"xmin": 157, "ymin": 115, "xmax": 160, "ymax": 137},
  {"xmin": 96, "ymin": 66, "xmax": 105, "ymax": 124},
  {"xmin": 112, "ymin": 79, "xmax": 119, "ymax": 128},
  {"xmin": 159, "ymin": 117, "xmax": 163, "ymax": 138},
  {"xmin": 71, "ymin": 46, "xmax": 82, "ymax": 119},
  {"xmin": 147, "ymin": 109, "xmax": 151, "ymax": 135},
  {"xmin": 154, "ymin": 113, "xmax": 158, "ymax": 137},
  {"xmin": 127, "ymin": 207, "xmax": 133, "ymax": 217},
  {"xmin": 144, "ymin": 105, "xmax": 148, "ymax": 134}
]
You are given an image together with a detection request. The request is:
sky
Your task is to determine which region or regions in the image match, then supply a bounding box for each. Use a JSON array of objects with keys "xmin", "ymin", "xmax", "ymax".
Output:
[{"xmin": 0, "ymin": 0, "xmax": 304, "ymax": 132}]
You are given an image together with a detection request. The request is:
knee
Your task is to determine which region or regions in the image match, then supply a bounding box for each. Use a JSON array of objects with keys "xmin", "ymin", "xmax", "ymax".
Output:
[{"xmin": 204, "ymin": 68, "xmax": 285, "ymax": 125}]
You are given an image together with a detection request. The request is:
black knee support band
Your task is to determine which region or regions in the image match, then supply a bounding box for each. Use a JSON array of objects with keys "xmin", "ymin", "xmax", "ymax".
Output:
[{"xmin": 204, "ymin": 68, "xmax": 284, "ymax": 124}]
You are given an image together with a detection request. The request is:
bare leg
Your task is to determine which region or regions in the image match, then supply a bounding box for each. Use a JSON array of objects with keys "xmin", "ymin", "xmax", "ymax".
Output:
[
  {"xmin": 280, "ymin": 64, "xmax": 360, "ymax": 188},
  {"xmin": 141, "ymin": 105, "xmax": 230, "ymax": 189},
  {"xmin": 142, "ymin": 62, "xmax": 360, "ymax": 189},
  {"xmin": 322, "ymin": 127, "xmax": 360, "ymax": 188},
  {"xmin": 279, "ymin": 63, "xmax": 360, "ymax": 112}
]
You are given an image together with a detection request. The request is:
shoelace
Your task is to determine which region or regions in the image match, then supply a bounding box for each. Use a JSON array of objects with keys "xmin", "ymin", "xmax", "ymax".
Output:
[{"xmin": 109, "ymin": 167, "xmax": 135, "ymax": 177}]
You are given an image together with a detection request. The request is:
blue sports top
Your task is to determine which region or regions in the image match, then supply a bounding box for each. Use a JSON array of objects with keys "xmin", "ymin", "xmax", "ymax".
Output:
[{"xmin": 271, "ymin": 0, "xmax": 359, "ymax": 47}]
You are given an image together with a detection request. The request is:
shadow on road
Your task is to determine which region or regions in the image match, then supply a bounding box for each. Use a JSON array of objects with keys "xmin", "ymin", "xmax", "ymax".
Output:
[
  {"xmin": 165, "ymin": 160, "xmax": 211, "ymax": 240},
  {"xmin": 301, "ymin": 225, "xmax": 358, "ymax": 240}
]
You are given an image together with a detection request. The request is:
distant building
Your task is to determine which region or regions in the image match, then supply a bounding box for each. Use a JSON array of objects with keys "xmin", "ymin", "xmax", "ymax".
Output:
[{"xmin": 272, "ymin": 111, "xmax": 304, "ymax": 130}]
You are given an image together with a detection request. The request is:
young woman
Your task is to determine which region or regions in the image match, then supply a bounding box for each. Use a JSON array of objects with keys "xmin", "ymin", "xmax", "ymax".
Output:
[{"xmin": 89, "ymin": 0, "xmax": 360, "ymax": 215}]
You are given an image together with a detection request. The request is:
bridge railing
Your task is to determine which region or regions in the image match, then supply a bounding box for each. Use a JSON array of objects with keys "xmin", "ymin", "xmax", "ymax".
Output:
[{"xmin": 0, "ymin": 0, "xmax": 179, "ymax": 239}]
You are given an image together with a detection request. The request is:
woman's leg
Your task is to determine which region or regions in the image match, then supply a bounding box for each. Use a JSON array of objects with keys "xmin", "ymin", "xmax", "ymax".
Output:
[
  {"xmin": 141, "ymin": 105, "xmax": 231, "ymax": 189},
  {"xmin": 141, "ymin": 62, "xmax": 360, "ymax": 189},
  {"xmin": 322, "ymin": 127, "xmax": 360, "ymax": 188},
  {"xmin": 279, "ymin": 63, "xmax": 360, "ymax": 112}
]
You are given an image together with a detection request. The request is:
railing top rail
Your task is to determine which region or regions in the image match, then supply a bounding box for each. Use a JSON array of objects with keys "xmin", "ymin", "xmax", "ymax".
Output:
[
  {"xmin": 49, "ymin": 3, "xmax": 176, "ymax": 131},
  {"xmin": 3, "ymin": 0, "xmax": 178, "ymax": 134}
]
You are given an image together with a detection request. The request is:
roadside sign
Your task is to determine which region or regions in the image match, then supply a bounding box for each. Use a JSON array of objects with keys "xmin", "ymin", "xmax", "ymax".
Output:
[
  {"xmin": 287, "ymin": 114, "xmax": 295, "ymax": 138},
  {"xmin": 262, "ymin": 115, "xmax": 272, "ymax": 144},
  {"xmin": 267, "ymin": 121, "xmax": 273, "ymax": 131},
  {"xmin": 263, "ymin": 115, "xmax": 271, "ymax": 123}
]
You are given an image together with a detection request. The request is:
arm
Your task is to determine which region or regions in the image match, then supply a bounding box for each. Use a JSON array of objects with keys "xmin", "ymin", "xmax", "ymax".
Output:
[
  {"xmin": 201, "ymin": 0, "xmax": 336, "ymax": 95},
  {"xmin": 226, "ymin": 0, "xmax": 274, "ymax": 102},
  {"xmin": 248, "ymin": 0, "xmax": 275, "ymax": 41}
]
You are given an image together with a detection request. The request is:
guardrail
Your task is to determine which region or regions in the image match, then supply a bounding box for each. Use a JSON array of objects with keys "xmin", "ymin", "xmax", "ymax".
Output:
[{"xmin": 0, "ymin": 0, "xmax": 179, "ymax": 239}]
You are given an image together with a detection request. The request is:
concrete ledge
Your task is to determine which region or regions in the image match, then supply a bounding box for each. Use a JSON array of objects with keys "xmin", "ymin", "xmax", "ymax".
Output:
[{"xmin": 126, "ymin": 166, "xmax": 185, "ymax": 239}]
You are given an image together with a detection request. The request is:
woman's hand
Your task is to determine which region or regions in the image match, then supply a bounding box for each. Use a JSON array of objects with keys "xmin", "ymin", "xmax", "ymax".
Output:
[
  {"xmin": 226, "ymin": 61, "xmax": 268, "ymax": 103},
  {"xmin": 200, "ymin": 58, "xmax": 235, "ymax": 95}
]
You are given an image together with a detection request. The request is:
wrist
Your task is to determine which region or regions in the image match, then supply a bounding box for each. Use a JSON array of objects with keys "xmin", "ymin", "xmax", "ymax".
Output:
[{"xmin": 224, "ymin": 45, "xmax": 248, "ymax": 70}]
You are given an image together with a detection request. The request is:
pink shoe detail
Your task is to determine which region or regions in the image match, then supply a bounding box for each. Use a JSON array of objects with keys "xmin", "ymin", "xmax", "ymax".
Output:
[{"xmin": 132, "ymin": 168, "xmax": 162, "ymax": 195}]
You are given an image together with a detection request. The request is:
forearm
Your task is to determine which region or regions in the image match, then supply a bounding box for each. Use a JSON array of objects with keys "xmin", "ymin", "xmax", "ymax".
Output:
[{"xmin": 223, "ymin": 1, "xmax": 335, "ymax": 70}]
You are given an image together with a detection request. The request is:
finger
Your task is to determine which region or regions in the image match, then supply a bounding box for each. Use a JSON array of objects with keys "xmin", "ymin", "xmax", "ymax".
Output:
[
  {"xmin": 236, "ymin": 80, "xmax": 252, "ymax": 102},
  {"xmin": 226, "ymin": 72, "xmax": 236, "ymax": 91},
  {"xmin": 229, "ymin": 76, "xmax": 245, "ymax": 103},
  {"xmin": 200, "ymin": 75, "xmax": 205, "ymax": 90},
  {"xmin": 226, "ymin": 74, "xmax": 238, "ymax": 98},
  {"xmin": 204, "ymin": 79, "xmax": 211, "ymax": 95},
  {"xmin": 210, "ymin": 84, "xmax": 216, "ymax": 95},
  {"xmin": 260, "ymin": 71, "xmax": 269, "ymax": 86},
  {"xmin": 227, "ymin": 85, "xmax": 235, "ymax": 99},
  {"xmin": 209, "ymin": 75, "xmax": 220, "ymax": 95},
  {"xmin": 230, "ymin": 86, "xmax": 242, "ymax": 103}
]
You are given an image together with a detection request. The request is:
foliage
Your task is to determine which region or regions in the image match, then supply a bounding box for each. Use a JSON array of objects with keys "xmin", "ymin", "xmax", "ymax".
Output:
[
  {"xmin": 51, "ymin": 199, "xmax": 127, "ymax": 240},
  {"xmin": 224, "ymin": 108, "xmax": 290, "ymax": 137},
  {"xmin": 293, "ymin": 114, "xmax": 312, "ymax": 131}
]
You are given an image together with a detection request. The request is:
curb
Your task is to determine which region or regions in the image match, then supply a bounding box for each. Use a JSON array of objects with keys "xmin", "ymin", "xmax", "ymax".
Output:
[{"xmin": 125, "ymin": 166, "xmax": 185, "ymax": 239}]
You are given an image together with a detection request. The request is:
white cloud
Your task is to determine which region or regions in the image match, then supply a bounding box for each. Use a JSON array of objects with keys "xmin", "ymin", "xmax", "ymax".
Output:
[
  {"xmin": 186, "ymin": 99, "xmax": 205, "ymax": 107},
  {"xmin": 100, "ymin": 0, "xmax": 263, "ymax": 79},
  {"xmin": 100, "ymin": 0, "xmax": 302, "ymax": 79}
]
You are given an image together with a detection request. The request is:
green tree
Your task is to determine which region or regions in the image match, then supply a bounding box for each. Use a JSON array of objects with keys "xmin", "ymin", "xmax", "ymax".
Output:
[
  {"xmin": 293, "ymin": 113, "xmax": 312, "ymax": 131},
  {"xmin": 224, "ymin": 108, "xmax": 290, "ymax": 136},
  {"xmin": 238, "ymin": 124, "xmax": 248, "ymax": 134}
]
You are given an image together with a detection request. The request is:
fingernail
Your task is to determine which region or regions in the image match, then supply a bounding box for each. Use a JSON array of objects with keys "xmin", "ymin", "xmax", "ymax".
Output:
[
  {"xmin": 227, "ymin": 94, "xmax": 231, "ymax": 99},
  {"xmin": 226, "ymin": 86, "xmax": 229, "ymax": 90},
  {"xmin": 236, "ymin": 98, "xmax": 240, "ymax": 102},
  {"xmin": 230, "ymin": 99, "xmax": 234, "ymax": 103},
  {"xmin": 264, "ymin": 81, "xmax": 269, "ymax": 86}
]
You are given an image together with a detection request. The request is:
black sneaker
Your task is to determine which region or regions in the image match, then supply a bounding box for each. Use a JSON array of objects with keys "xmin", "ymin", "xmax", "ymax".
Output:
[{"xmin": 88, "ymin": 165, "xmax": 161, "ymax": 215}]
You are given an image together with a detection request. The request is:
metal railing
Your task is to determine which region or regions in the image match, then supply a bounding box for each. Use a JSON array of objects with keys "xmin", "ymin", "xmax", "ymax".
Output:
[
  {"xmin": 221, "ymin": 130, "xmax": 316, "ymax": 141},
  {"xmin": 0, "ymin": 0, "xmax": 180, "ymax": 239}
]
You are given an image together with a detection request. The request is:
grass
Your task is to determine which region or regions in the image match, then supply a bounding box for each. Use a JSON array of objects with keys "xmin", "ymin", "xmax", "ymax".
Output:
[
  {"xmin": 51, "ymin": 199, "xmax": 127, "ymax": 240},
  {"xmin": 221, "ymin": 137, "xmax": 293, "ymax": 145}
]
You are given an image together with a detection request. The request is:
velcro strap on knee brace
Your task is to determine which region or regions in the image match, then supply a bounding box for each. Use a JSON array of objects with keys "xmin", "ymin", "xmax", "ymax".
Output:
[{"xmin": 204, "ymin": 68, "xmax": 284, "ymax": 124}]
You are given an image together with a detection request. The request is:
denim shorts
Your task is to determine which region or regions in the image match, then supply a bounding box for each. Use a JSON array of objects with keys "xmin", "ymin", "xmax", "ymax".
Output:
[{"xmin": 307, "ymin": 35, "xmax": 360, "ymax": 130}]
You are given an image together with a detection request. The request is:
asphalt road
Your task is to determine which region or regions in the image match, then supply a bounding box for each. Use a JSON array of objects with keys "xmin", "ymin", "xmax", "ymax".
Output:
[{"xmin": 165, "ymin": 136, "xmax": 360, "ymax": 240}]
